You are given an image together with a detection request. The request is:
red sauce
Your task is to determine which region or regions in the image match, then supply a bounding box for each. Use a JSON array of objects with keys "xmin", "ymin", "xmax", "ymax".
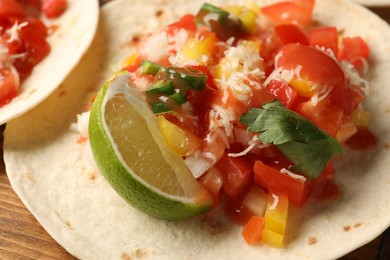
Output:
[{"xmin": 345, "ymin": 127, "xmax": 379, "ymax": 151}]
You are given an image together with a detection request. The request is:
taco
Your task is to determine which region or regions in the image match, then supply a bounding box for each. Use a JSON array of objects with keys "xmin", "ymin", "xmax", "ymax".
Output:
[
  {"xmin": 0, "ymin": 0, "xmax": 99, "ymax": 124},
  {"xmin": 4, "ymin": 0, "xmax": 390, "ymax": 259}
]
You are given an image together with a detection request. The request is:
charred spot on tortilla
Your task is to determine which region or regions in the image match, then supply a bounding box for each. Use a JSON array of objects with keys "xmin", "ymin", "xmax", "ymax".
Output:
[
  {"xmin": 132, "ymin": 36, "xmax": 141, "ymax": 44},
  {"xmin": 354, "ymin": 222, "xmax": 363, "ymax": 228},
  {"xmin": 155, "ymin": 10, "xmax": 164, "ymax": 17},
  {"xmin": 344, "ymin": 226, "xmax": 352, "ymax": 232},
  {"xmin": 308, "ymin": 237, "xmax": 318, "ymax": 245}
]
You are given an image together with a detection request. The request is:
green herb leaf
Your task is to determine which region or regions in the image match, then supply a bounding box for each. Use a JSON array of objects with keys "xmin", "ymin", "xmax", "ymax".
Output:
[{"xmin": 240, "ymin": 100, "xmax": 344, "ymax": 178}]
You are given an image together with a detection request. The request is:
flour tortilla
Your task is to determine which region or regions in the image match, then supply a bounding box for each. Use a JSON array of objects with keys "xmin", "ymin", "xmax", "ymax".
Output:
[
  {"xmin": 354, "ymin": 0, "xmax": 390, "ymax": 7},
  {"xmin": 0, "ymin": 0, "xmax": 99, "ymax": 125},
  {"xmin": 4, "ymin": 0, "xmax": 390, "ymax": 259}
]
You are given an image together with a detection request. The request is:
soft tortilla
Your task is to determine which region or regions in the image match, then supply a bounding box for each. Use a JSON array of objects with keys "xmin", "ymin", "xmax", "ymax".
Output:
[
  {"xmin": 354, "ymin": 0, "xmax": 390, "ymax": 7},
  {"xmin": 0, "ymin": 0, "xmax": 99, "ymax": 125},
  {"xmin": 4, "ymin": 0, "xmax": 390, "ymax": 259}
]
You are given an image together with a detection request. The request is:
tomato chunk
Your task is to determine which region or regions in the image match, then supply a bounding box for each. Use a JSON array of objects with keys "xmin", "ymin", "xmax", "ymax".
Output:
[
  {"xmin": 339, "ymin": 36, "xmax": 370, "ymax": 68},
  {"xmin": 216, "ymin": 153, "xmax": 253, "ymax": 197},
  {"xmin": 254, "ymin": 160, "xmax": 307, "ymax": 206},
  {"xmin": 274, "ymin": 24, "xmax": 309, "ymax": 46},
  {"xmin": 261, "ymin": 1, "xmax": 312, "ymax": 26},
  {"xmin": 0, "ymin": 0, "xmax": 25, "ymax": 19},
  {"xmin": 276, "ymin": 43, "xmax": 351, "ymax": 114},
  {"xmin": 266, "ymin": 79, "xmax": 298, "ymax": 109},
  {"xmin": 308, "ymin": 26, "xmax": 338, "ymax": 55},
  {"xmin": 42, "ymin": 0, "xmax": 67, "ymax": 19}
]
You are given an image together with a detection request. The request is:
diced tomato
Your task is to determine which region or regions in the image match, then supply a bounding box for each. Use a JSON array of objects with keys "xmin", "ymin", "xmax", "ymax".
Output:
[
  {"xmin": 266, "ymin": 79, "xmax": 298, "ymax": 109},
  {"xmin": 295, "ymin": 97, "xmax": 344, "ymax": 137},
  {"xmin": 291, "ymin": 0, "xmax": 315, "ymax": 14},
  {"xmin": 0, "ymin": 67, "xmax": 18, "ymax": 107},
  {"xmin": 274, "ymin": 24, "xmax": 309, "ymax": 46},
  {"xmin": 276, "ymin": 44, "xmax": 352, "ymax": 114},
  {"xmin": 0, "ymin": 0, "xmax": 25, "ymax": 19},
  {"xmin": 216, "ymin": 153, "xmax": 253, "ymax": 197},
  {"xmin": 242, "ymin": 216, "xmax": 265, "ymax": 245},
  {"xmin": 261, "ymin": 1, "xmax": 312, "ymax": 26},
  {"xmin": 339, "ymin": 36, "xmax": 370, "ymax": 68},
  {"xmin": 198, "ymin": 167, "xmax": 223, "ymax": 207},
  {"xmin": 308, "ymin": 26, "xmax": 338, "ymax": 55},
  {"xmin": 16, "ymin": 0, "xmax": 41, "ymax": 17},
  {"xmin": 254, "ymin": 160, "xmax": 307, "ymax": 207},
  {"xmin": 41, "ymin": 0, "xmax": 67, "ymax": 19},
  {"xmin": 165, "ymin": 14, "xmax": 196, "ymax": 37},
  {"xmin": 253, "ymin": 160, "xmax": 336, "ymax": 207},
  {"xmin": 15, "ymin": 18, "xmax": 50, "ymax": 79}
]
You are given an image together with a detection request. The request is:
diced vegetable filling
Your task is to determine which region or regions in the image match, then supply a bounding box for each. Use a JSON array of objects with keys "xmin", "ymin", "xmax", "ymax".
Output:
[{"xmin": 118, "ymin": 0, "xmax": 376, "ymax": 247}]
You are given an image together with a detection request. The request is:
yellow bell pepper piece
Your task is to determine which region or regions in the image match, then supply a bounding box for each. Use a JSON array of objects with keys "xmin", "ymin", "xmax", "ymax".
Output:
[
  {"xmin": 157, "ymin": 115, "xmax": 201, "ymax": 156},
  {"xmin": 179, "ymin": 34, "xmax": 218, "ymax": 65},
  {"xmin": 352, "ymin": 106, "xmax": 370, "ymax": 128},
  {"xmin": 262, "ymin": 193, "xmax": 289, "ymax": 248},
  {"xmin": 121, "ymin": 53, "xmax": 139, "ymax": 68},
  {"xmin": 289, "ymin": 78, "xmax": 313, "ymax": 97},
  {"xmin": 223, "ymin": 5, "xmax": 257, "ymax": 34}
]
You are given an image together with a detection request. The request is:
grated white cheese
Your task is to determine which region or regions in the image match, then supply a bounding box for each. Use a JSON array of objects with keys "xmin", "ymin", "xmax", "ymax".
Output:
[
  {"xmin": 280, "ymin": 168, "xmax": 307, "ymax": 182},
  {"xmin": 5, "ymin": 21, "xmax": 28, "ymax": 43},
  {"xmin": 140, "ymin": 32, "xmax": 169, "ymax": 62},
  {"xmin": 269, "ymin": 194, "xmax": 279, "ymax": 210},
  {"xmin": 310, "ymin": 85, "xmax": 334, "ymax": 106},
  {"xmin": 341, "ymin": 60, "xmax": 370, "ymax": 95},
  {"xmin": 167, "ymin": 28, "xmax": 188, "ymax": 54},
  {"xmin": 77, "ymin": 111, "xmax": 91, "ymax": 138},
  {"xmin": 208, "ymin": 105, "xmax": 236, "ymax": 137}
]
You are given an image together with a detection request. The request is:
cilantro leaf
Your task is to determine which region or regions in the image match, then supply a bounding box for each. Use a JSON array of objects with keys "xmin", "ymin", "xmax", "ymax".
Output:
[{"xmin": 240, "ymin": 100, "xmax": 344, "ymax": 178}]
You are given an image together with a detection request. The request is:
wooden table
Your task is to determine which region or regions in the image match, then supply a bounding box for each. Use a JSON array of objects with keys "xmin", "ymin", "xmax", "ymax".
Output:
[{"xmin": 1, "ymin": 2, "xmax": 390, "ymax": 260}]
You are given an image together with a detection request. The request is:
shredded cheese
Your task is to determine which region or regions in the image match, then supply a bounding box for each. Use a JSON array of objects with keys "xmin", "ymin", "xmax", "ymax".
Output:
[
  {"xmin": 280, "ymin": 168, "xmax": 307, "ymax": 182},
  {"xmin": 269, "ymin": 194, "xmax": 279, "ymax": 210}
]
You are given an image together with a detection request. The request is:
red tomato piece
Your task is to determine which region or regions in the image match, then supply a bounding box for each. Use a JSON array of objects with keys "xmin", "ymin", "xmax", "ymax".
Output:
[
  {"xmin": 261, "ymin": 1, "xmax": 312, "ymax": 26},
  {"xmin": 339, "ymin": 36, "xmax": 370, "ymax": 68},
  {"xmin": 266, "ymin": 79, "xmax": 298, "ymax": 109},
  {"xmin": 276, "ymin": 44, "xmax": 351, "ymax": 114},
  {"xmin": 165, "ymin": 14, "xmax": 196, "ymax": 37},
  {"xmin": 308, "ymin": 26, "xmax": 338, "ymax": 55},
  {"xmin": 216, "ymin": 153, "xmax": 253, "ymax": 197},
  {"xmin": 15, "ymin": 18, "xmax": 50, "ymax": 79},
  {"xmin": 0, "ymin": 0, "xmax": 25, "ymax": 19},
  {"xmin": 254, "ymin": 160, "xmax": 336, "ymax": 207},
  {"xmin": 291, "ymin": 0, "xmax": 315, "ymax": 14},
  {"xmin": 295, "ymin": 97, "xmax": 344, "ymax": 137},
  {"xmin": 0, "ymin": 67, "xmax": 18, "ymax": 107},
  {"xmin": 242, "ymin": 216, "xmax": 265, "ymax": 245},
  {"xmin": 42, "ymin": 0, "xmax": 67, "ymax": 19},
  {"xmin": 274, "ymin": 24, "xmax": 309, "ymax": 46},
  {"xmin": 254, "ymin": 160, "xmax": 307, "ymax": 207},
  {"xmin": 16, "ymin": 0, "xmax": 41, "ymax": 17}
]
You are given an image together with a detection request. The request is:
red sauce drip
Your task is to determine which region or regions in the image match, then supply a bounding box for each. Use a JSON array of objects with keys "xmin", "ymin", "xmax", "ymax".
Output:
[{"xmin": 345, "ymin": 127, "xmax": 379, "ymax": 151}]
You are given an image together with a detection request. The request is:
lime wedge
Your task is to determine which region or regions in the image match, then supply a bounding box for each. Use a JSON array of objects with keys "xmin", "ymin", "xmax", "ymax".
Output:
[{"xmin": 88, "ymin": 72, "xmax": 212, "ymax": 220}]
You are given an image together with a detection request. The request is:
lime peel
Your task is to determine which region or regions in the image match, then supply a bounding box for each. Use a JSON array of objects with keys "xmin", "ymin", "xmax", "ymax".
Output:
[{"xmin": 89, "ymin": 72, "xmax": 212, "ymax": 220}]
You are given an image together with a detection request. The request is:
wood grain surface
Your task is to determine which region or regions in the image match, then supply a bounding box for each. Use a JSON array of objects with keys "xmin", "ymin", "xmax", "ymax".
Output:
[{"xmin": 1, "ymin": 1, "xmax": 390, "ymax": 260}]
